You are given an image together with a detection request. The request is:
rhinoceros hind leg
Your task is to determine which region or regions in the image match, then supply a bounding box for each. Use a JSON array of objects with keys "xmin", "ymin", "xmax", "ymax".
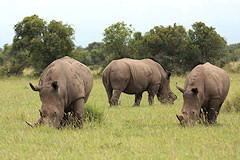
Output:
[
  {"xmin": 107, "ymin": 89, "xmax": 113, "ymax": 104},
  {"xmin": 110, "ymin": 90, "xmax": 122, "ymax": 106}
]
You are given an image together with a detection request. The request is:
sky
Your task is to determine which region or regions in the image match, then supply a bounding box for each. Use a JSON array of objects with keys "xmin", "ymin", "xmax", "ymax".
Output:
[{"xmin": 0, "ymin": 0, "xmax": 239, "ymax": 48}]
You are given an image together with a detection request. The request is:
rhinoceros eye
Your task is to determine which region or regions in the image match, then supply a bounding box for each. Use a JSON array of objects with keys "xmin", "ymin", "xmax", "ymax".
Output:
[{"xmin": 52, "ymin": 111, "xmax": 57, "ymax": 117}]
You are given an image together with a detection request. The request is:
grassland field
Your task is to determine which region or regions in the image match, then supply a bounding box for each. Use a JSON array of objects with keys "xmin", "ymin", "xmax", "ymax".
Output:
[{"xmin": 0, "ymin": 73, "xmax": 239, "ymax": 159}]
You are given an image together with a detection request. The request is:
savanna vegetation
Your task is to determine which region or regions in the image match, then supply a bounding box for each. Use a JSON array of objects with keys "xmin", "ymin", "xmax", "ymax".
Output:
[
  {"xmin": 0, "ymin": 14, "xmax": 240, "ymax": 159},
  {"xmin": 1, "ymin": 15, "xmax": 240, "ymax": 76}
]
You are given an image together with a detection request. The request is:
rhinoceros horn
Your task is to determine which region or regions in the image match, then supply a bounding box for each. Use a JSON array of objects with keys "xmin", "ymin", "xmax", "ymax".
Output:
[
  {"xmin": 29, "ymin": 83, "xmax": 43, "ymax": 92},
  {"xmin": 26, "ymin": 114, "xmax": 42, "ymax": 127},
  {"xmin": 25, "ymin": 119, "xmax": 41, "ymax": 127},
  {"xmin": 176, "ymin": 83, "xmax": 185, "ymax": 93}
]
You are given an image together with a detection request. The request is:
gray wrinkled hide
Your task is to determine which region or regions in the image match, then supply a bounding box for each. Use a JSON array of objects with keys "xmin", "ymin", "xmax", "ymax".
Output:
[
  {"xmin": 39, "ymin": 56, "xmax": 93, "ymax": 104},
  {"xmin": 177, "ymin": 62, "xmax": 230, "ymax": 125},
  {"xmin": 29, "ymin": 56, "xmax": 93, "ymax": 128},
  {"xmin": 102, "ymin": 58, "xmax": 177, "ymax": 106}
]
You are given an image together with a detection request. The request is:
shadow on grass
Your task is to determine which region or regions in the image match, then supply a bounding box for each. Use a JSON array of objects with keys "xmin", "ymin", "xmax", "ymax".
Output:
[{"xmin": 174, "ymin": 121, "xmax": 224, "ymax": 128}]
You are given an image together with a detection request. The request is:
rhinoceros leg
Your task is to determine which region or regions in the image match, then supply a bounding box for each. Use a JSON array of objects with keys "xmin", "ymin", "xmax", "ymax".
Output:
[
  {"xmin": 133, "ymin": 93, "xmax": 143, "ymax": 106},
  {"xmin": 110, "ymin": 90, "xmax": 122, "ymax": 106},
  {"xmin": 148, "ymin": 84, "xmax": 159, "ymax": 105},
  {"xmin": 107, "ymin": 89, "xmax": 113, "ymax": 104},
  {"xmin": 206, "ymin": 99, "xmax": 221, "ymax": 124},
  {"xmin": 73, "ymin": 98, "xmax": 85, "ymax": 127},
  {"xmin": 148, "ymin": 91, "xmax": 156, "ymax": 105}
]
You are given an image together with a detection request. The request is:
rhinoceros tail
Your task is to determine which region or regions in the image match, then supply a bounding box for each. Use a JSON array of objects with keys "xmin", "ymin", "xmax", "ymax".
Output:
[{"xmin": 102, "ymin": 67, "xmax": 111, "ymax": 90}]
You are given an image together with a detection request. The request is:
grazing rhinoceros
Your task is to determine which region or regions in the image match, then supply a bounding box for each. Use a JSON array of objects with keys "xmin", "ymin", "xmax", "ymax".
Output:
[
  {"xmin": 176, "ymin": 62, "xmax": 230, "ymax": 125},
  {"xmin": 102, "ymin": 58, "xmax": 177, "ymax": 106},
  {"xmin": 26, "ymin": 56, "xmax": 93, "ymax": 128}
]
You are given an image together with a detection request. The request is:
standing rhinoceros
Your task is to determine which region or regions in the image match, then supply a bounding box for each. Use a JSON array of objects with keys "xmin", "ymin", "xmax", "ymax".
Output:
[
  {"xmin": 176, "ymin": 62, "xmax": 230, "ymax": 125},
  {"xmin": 26, "ymin": 56, "xmax": 93, "ymax": 128},
  {"xmin": 102, "ymin": 58, "xmax": 177, "ymax": 106}
]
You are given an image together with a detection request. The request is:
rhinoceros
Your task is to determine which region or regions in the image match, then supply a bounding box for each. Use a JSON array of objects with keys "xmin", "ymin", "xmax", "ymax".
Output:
[
  {"xmin": 176, "ymin": 62, "xmax": 230, "ymax": 125},
  {"xmin": 26, "ymin": 56, "xmax": 93, "ymax": 128},
  {"xmin": 102, "ymin": 58, "xmax": 177, "ymax": 106}
]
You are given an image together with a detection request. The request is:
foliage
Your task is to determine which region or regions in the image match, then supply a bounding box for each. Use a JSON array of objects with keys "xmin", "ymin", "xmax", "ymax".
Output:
[
  {"xmin": 188, "ymin": 22, "xmax": 227, "ymax": 64},
  {"xmin": 103, "ymin": 21, "xmax": 134, "ymax": 62},
  {"xmin": 71, "ymin": 42, "xmax": 105, "ymax": 68},
  {"xmin": 223, "ymin": 61, "xmax": 240, "ymax": 73},
  {"xmin": 0, "ymin": 18, "xmax": 239, "ymax": 76},
  {"xmin": 128, "ymin": 32, "xmax": 149, "ymax": 59},
  {"xmin": 145, "ymin": 23, "xmax": 188, "ymax": 73},
  {"xmin": 220, "ymin": 43, "xmax": 240, "ymax": 67},
  {"xmin": 222, "ymin": 73, "xmax": 240, "ymax": 112},
  {"xmin": 0, "ymin": 44, "xmax": 29, "ymax": 76},
  {"xmin": 13, "ymin": 15, "xmax": 75, "ymax": 75}
]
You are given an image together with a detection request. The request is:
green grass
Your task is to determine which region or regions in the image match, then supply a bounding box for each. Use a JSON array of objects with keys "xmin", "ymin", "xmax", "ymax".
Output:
[{"xmin": 0, "ymin": 74, "xmax": 239, "ymax": 159}]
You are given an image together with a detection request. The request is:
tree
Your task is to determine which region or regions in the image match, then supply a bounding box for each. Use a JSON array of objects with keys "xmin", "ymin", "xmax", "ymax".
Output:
[
  {"xmin": 145, "ymin": 23, "xmax": 188, "ymax": 73},
  {"xmin": 103, "ymin": 22, "xmax": 134, "ymax": 61},
  {"xmin": 86, "ymin": 42, "xmax": 105, "ymax": 66},
  {"xmin": 128, "ymin": 32, "xmax": 148, "ymax": 59},
  {"xmin": 188, "ymin": 22, "xmax": 226, "ymax": 63},
  {"xmin": 13, "ymin": 15, "xmax": 75, "ymax": 75},
  {"xmin": 86, "ymin": 42, "xmax": 103, "ymax": 52},
  {"xmin": 71, "ymin": 46, "xmax": 89, "ymax": 65},
  {"xmin": 0, "ymin": 44, "xmax": 28, "ymax": 76}
]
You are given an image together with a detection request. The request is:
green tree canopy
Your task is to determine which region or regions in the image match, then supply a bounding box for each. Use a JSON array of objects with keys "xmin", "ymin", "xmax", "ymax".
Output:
[
  {"xmin": 13, "ymin": 15, "xmax": 75, "ymax": 75},
  {"xmin": 128, "ymin": 32, "xmax": 148, "ymax": 59},
  {"xmin": 103, "ymin": 21, "xmax": 134, "ymax": 61},
  {"xmin": 0, "ymin": 44, "xmax": 28, "ymax": 76},
  {"xmin": 188, "ymin": 22, "xmax": 226, "ymax": 63},
  {"xmin": 145, "ymin": 23, "xmax": 188, "ymax": 73}
]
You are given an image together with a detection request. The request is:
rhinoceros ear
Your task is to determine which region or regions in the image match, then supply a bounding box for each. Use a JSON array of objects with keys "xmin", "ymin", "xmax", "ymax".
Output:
[
  {"xmin": 166, "ymin": 71, "xmax": 171, "ymax": 79},
  {"xmin": 191, "ymin": 88, "xmax": 198, "ymax": 95},
  {"xmin": 39, "ymin": 109, "xmax": 43, "ymax": 117},
  {"xmin": 176, "ymin": 114, "xmax": 184, "ymax": 123},
  {"xmin": 51, "ymin": 81, "xmax": 58, "ymax": 90},
  {"xmin": 29, "ymin": 83, "xmax": 42, "ymax": 91}
]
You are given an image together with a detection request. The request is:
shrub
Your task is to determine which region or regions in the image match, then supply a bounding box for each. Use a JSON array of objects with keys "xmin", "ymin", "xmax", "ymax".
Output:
[
  {"xmin": 223, "ymin": 96, "xmax": 240, "ymax": 112},
  {"xmin": 223, "ymin": 62, "xmax": 240, "ymax": 73},
  {"xmin": 84, "ymin": 103, "xmax": 104, "ymax": 122}
]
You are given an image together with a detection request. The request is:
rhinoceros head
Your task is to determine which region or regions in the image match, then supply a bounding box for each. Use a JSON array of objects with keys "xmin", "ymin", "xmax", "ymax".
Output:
[
  {"xmin": 26, "ymin": 81, "xmax": 65, "ymax": 128},
  {"xmin": 176, "ymin": 84, "xmax": 201, "ymax": 126},
  {"xmin": 157, "ymin": 72, "xmax": 177, "ymax": 104}
]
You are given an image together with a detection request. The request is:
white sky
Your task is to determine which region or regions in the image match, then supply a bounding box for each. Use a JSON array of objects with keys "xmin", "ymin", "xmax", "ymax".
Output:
[{"xmin": 0, "ymin": 0, "xmax": 239, "ymax": 48}]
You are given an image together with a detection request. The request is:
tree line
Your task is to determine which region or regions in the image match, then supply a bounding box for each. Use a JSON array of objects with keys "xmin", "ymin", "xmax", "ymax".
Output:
[{"xmin": 0, "ymin": 15, "xmax": 239, "ymax": 76}]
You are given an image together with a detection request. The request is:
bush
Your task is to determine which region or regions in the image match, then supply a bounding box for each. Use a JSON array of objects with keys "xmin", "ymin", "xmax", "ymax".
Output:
[
  {"xmin": 61, "ymin": 103, "xmax": 104, "ymax": 128},
  {"xmin": 223, "ymin": 95, "xmax": 240, "ymax": 112},
  {"xmin": 84, "ymin": 103, "xmax": 104, "ymax": 122},
  {"xmin": 223, "ymin": 62, "xmax": 240, "ymax": 73},
  {"xmin": 0, "ymin": 66, "xmax": 6, "ymax": 76}
]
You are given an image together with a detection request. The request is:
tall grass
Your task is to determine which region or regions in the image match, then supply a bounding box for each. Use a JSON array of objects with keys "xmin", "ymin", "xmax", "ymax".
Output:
[{"xmin": 0, "ymin": 74, "xmax": 239, "ymax": 159}]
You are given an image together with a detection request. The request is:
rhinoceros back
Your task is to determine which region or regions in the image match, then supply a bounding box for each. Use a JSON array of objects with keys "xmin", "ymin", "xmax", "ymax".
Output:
[
  {"xmin": 202, "ymin": 62, "xmax": 230, "ymax": 100},
  {"xmin": 40, "ymin": 56, "xmax": 93, "ymax": 103}
]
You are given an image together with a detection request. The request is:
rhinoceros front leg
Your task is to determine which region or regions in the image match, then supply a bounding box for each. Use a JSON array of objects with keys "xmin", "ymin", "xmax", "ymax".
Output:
[
  {"xmin": 110, "ymin": 90, "xmax": 122, "ymax": 106},
  {"xmin": 206, "ymin": 99, "xmax": 221, "ymax": 124},
  {"xmin": 73, "ymin": 98, "xmax": 85, "ymax": 127},
  {"xmin": 133, "ymin": 93, "xmax": 143, "ymax": 106},
  {"xmin": 148, "ymin": 84, "xmax": 159, "ymax": 105}
]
